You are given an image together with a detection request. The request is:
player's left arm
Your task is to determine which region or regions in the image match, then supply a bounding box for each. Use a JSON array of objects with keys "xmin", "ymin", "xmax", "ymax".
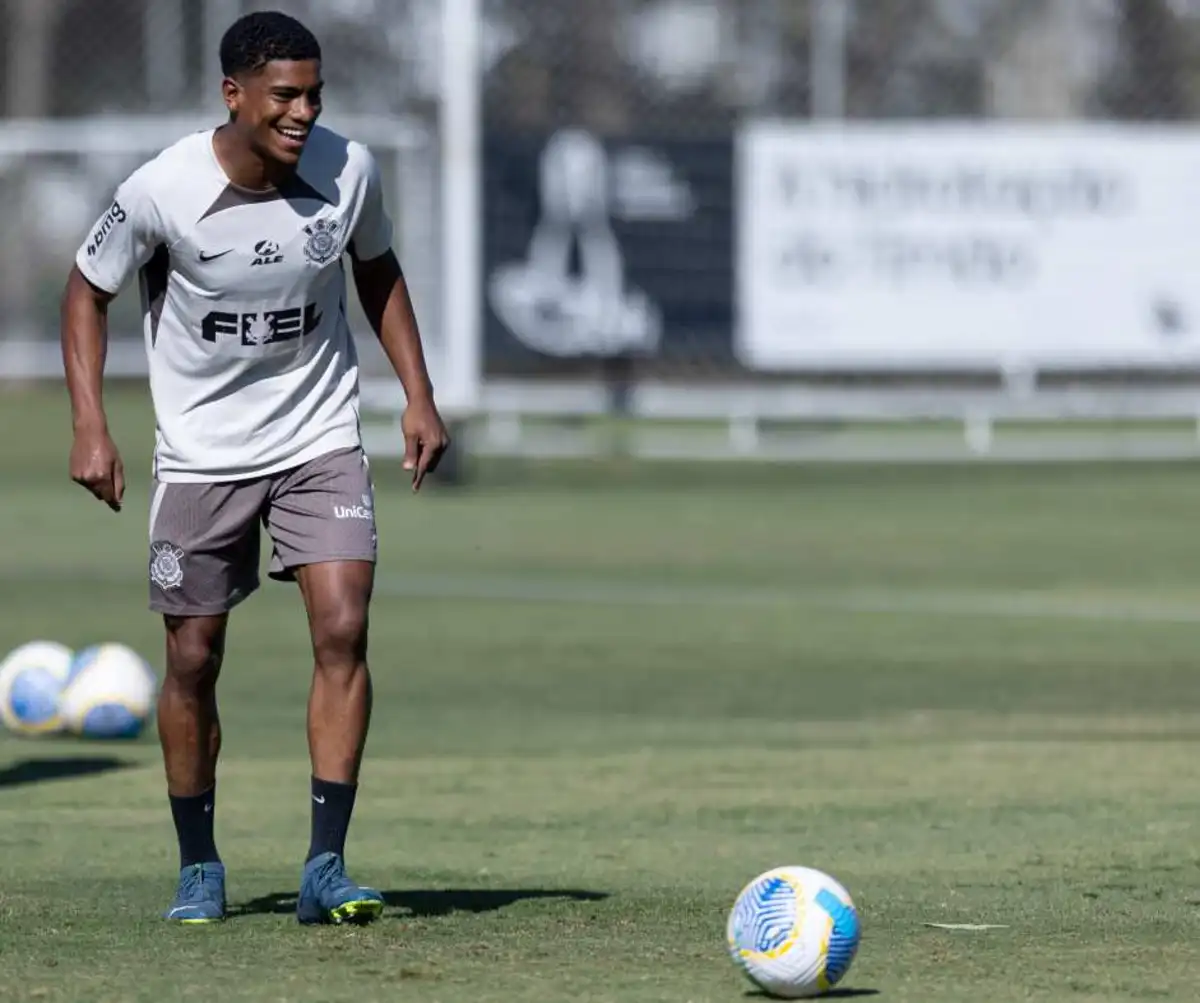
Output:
[
  {"xmin": 349, "ymin": 148, "xmax": 449, "ymax": 491},
  {"xmin": 352, "ymin": 250, "xmax": 449, "ymax": 491}
]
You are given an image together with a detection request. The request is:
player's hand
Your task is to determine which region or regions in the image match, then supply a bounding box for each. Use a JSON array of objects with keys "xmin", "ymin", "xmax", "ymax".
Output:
[
  {"xmin": 69, "ymin": 425, "xmax": 125, "ymax": 512},
  {"xmin": 401, "ymin": 397, "xmax": 450, "ymax": 492}
]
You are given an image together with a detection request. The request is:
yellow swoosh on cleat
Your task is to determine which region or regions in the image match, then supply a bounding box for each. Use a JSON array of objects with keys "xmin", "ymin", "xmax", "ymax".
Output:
[{"xmin": 330, "ymin": 899, "xmax": 384, "ymax": 923}]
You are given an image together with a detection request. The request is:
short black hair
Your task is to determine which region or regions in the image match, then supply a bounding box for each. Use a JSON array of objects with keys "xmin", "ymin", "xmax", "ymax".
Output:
[{"xmin": 219, "ymin": 11, "xmax": 321, "ymax": 77}]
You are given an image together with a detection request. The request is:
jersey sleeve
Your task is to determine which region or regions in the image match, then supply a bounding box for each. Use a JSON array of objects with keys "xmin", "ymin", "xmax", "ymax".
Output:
[
  {"xmin": 75, "ymin": 168, "xmax": 163, "ymax": 295},
  {"xmin": 350, "ymin": 147, "xmax": 394, "ymax": 262}
]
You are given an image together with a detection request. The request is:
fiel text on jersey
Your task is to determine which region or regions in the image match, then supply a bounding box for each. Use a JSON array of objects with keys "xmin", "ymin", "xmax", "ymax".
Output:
[{"xmin": 201, "ymin": 303, "xmax": 322, "ymax": 347}]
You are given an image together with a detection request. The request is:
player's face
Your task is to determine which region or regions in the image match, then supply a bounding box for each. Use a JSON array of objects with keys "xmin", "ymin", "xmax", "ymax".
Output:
[{"xmin": 224, "ymin": 59, "xmax": 323, "ymax": 167}]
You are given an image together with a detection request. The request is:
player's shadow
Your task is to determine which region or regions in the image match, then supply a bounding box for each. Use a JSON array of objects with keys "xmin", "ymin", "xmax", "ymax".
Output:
[
  {"xmin": 0, "ymin": 756, "xmax": 135, "ymax": 790},
  {"xmin": 745, "ymin": 992, "xmax": 878, "ymax": 999},
  {"xmin": 231, "ymin": 887, "xmax": 609, "ymax": 918}
]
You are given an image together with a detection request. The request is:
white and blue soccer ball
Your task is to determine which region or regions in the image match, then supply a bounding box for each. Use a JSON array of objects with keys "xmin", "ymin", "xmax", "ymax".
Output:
[
  {"xmin": 727, "ymin": 865, "xmax": 861, "ymax": 999},
  {"xmin": 60, "ymin": 643, "xmax": 158, "ymax": 740},
  {"xmin": 0, "ymin": 640, "xmax": 75, "ymax": 736}
]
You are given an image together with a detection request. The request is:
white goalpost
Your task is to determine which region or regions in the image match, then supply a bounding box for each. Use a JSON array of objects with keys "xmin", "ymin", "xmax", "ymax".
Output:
[{"xmin": 435, "ymin": 0, "xmax": 483, "ymax": 419}]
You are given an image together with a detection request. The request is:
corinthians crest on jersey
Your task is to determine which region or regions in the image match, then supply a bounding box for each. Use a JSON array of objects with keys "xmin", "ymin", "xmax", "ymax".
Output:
[
  {"xmin": 150, "ymin": 542, "xmax": 185, "ymax": 590},
  {"xmin": 303, "ymin": 217, "xmax": 342, "ymax": 265}
]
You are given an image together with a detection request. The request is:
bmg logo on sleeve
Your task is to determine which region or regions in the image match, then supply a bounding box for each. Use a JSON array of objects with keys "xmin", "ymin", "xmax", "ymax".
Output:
[
  {"xmin": 85, "ymin": 199, "xmax": 127, "ymax": 257},
  {"xmin": 201, "ymin": 304, "xmax": 323, "ymax": 347}
]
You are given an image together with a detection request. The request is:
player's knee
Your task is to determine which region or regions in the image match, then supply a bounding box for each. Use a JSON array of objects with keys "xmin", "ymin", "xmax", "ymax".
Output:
[
  {"xmin": 164, "ymin": 619, "xmax": 224, "ymax": 691},
  {"xmin": 166, "ymin": 642, "xmax": 222, "ymax": 691},
  {"xmin": 310, "ymin": 603, "xmax": 368, "ymax": 670}
]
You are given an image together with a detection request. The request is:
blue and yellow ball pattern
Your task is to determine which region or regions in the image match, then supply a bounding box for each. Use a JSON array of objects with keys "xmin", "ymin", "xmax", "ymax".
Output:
[
  {"xmin": 0, "ymin": 641, "xmax": 75, "ymax": 736},
  {"xmin": 727, "ymin": 865, "xmax": 861, "ymax": 999},
  {"xmin": 60, "ymin": 643, "xmax": 158, "ymax": 740}
]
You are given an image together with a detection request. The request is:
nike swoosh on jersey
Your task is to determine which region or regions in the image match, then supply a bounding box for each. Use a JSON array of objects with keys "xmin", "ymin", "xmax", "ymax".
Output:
[{"xmin": 198, "ymin": 249, "xmax": 234, "ymax": 262}]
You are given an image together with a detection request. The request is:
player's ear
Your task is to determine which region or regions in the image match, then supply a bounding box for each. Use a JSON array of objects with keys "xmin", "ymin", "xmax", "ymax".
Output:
[{"xmin": 221, "ymin": 76, "xmax": 243, "ymax": 117}]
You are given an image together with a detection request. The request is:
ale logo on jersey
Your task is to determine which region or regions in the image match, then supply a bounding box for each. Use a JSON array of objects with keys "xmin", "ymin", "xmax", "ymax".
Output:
[{"xmin": 251, "ymin": 239, "xmax": 284, "ymax": 266}]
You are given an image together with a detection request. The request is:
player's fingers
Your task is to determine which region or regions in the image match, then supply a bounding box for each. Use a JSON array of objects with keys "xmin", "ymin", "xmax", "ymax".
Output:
[
  {"xmin": 414, "ymin": 431, "xmax": 453, "ymax": 490},
  {"xmin": 95, "ymin": 467, "xmax": 120, "ymax": 511},
  {"xmin": 412, "ymin": 443, "xmax": 433, "ymax": 492},
  {"xmin": 75, "ymin": 467, "xmax": 107, "ymax": 497},
  {"xmin": 88, "ymin": 472, "xmax": 115, "ymax": 509},
  {"xmin": 402, "ymin": 432, "xmax": 420, "ymax": 472},
  {"xmin": 111, "ymin": 458, "xmax": 125, "ymax": 512},
  {"xmin": 423, "ymin": 435, "xmax": 448, "ymax": 475}
]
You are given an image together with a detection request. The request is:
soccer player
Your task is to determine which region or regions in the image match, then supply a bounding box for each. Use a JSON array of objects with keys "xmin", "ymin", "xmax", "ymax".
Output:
[{"xmin": 60, "ymin": 11, "xmax": 449, "ymax": 925}]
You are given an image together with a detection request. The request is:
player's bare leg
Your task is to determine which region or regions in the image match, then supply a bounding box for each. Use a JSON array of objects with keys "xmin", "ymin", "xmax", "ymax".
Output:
[
  {"xmin": 159, "ymin": 613, "xmax": 228, "ymax": 922},
  {"xmin": 297, "ymin": 560, "xmax": 373, "ymax": 784},
  {"xmin": 161, "ymin": 614, "xmax": 226, "ymax": 794},
  {"xmin": 294, "ymin": 559, "xmax": 382, "ymax": 924}
]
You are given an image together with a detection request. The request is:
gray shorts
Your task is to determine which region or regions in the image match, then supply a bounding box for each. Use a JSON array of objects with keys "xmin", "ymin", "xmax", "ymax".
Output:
[{"xmin": 147, "ymin": 446, "xmax": 377, "ymax": 616}]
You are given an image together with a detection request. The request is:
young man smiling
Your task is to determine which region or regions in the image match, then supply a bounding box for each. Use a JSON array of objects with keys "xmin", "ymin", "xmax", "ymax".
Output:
[{"xmin": 60, "ymin": 10, "xmax": 449, "ymax": 924}]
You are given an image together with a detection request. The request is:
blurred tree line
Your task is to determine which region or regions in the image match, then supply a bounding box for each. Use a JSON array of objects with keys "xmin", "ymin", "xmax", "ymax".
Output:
[
  {"xmin": 1, "ymin": 0, "xmax": 1196, "ymax": 341},
  {"xmin": 484, "ymin": 0, "xmax": 1200, "ymax": 132},
  {"xmin": 2, "ymin": 0, "xmax": 1198, "ymax": 125}
]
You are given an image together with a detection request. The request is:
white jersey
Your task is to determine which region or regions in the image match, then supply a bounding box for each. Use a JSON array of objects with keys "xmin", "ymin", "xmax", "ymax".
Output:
[{"xmin": 75, "ymin": 125, "xmax": 393, "ymax": 482}]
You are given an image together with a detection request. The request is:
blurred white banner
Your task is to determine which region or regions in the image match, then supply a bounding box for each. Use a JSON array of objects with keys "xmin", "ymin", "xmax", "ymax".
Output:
[{"xmin": 738, "ymin": 122, "xmax": 1200, "ymax": 371}]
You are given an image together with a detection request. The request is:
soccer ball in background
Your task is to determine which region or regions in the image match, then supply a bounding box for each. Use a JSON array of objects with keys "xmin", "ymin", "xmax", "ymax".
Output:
[
  {"xmin": 60, "ymin": 643, "xmax": 159, "ymax": 740},
  {"xmin": 0, "ymin": 641, "xmax": 75, "ymax": 736},
  {"xmin": 727, "ymin": 865, "xmax": 861, "ymax": 999}
]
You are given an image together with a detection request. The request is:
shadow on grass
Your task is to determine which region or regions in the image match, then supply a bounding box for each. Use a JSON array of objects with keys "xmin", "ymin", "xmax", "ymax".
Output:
[
  {"xmin": 0, "ymin": 756, "xmax": 135, "ymax": 790},
  {"xmin": 745, "ymin": 991, "xmax": 879, "ymax": 999},
  {"xmin": 231, "ymin": 887, "xmax": 610, "ymax": 918}
]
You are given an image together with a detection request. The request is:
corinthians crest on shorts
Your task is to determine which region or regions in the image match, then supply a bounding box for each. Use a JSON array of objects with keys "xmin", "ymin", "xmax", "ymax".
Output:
[
  {"xmin": 302, "ymin": 217, "xmax": 341, "ymax": 265},
  {"xmin": 150, "ymin": 542, "xmax": 185, "ymax": 590}
]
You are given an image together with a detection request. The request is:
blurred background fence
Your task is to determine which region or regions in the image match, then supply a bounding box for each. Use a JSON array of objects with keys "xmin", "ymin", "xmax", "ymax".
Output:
[{"xmin": 5, "ymin": 0, "xmax": 1200, "ymax": 462}]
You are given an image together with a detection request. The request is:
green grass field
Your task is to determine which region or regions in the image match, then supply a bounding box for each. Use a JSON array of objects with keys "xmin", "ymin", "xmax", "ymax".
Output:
[{"xmin": 2, "ymin": 382, "xmax": 1200, "ymax": 1002}]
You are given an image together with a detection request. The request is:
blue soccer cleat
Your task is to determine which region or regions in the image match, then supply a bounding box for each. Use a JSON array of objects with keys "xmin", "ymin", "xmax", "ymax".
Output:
[
  {"xmin": 164, "ymin": 862, "xmax": 226, "ymax": 924},
  {"xmin": 296, "ymin": 851, "xmax": 384, "ymax": 925}
]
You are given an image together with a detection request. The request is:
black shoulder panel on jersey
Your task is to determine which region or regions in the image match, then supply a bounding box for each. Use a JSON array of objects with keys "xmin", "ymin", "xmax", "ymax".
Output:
[{"xmin": 140, "ymin": 244, "xmax": 171, "ymax": 347}]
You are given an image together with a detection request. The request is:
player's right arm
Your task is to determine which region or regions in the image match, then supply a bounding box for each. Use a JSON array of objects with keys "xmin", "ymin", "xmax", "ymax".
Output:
[
  {"xmin": 62, "ymin": 268, "xmax": 124, "ymax": 510},
  {"xmin": 61, "ymin": 172, "xmax": 163, "ymax": 512}
]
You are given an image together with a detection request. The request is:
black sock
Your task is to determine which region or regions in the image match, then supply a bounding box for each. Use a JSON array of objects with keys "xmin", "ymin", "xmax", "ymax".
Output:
[
  {"xmin": 170, "ymin": 787, "xmax": 219, "ymax": 868},
  {"xmin": 307, "ymin": 776, "xmax": 358, "ymax": 862}
]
